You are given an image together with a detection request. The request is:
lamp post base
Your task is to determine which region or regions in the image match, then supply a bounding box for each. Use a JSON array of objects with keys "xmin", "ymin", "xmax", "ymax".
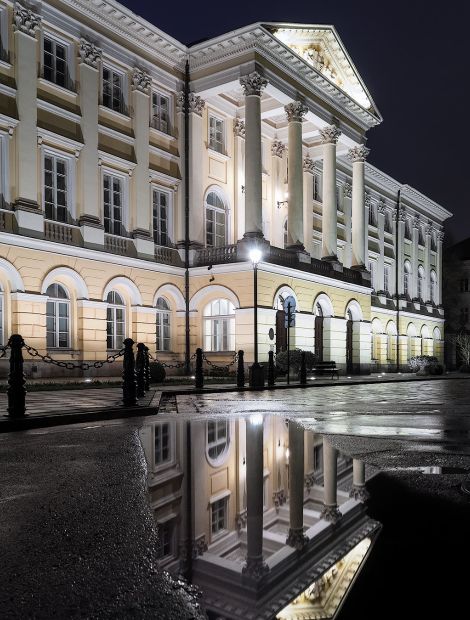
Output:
[{"xmin": 249, "ymin": 362, "xmax": 265, "ymax": 389}]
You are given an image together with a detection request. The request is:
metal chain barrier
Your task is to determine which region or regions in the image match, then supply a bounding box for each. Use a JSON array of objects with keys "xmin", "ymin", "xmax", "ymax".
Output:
[
  {"xmin": 202, "ymin": 351, "xmax": 238, "ymax": 372},
  {"xmin": 147, "ymin": 351, "xmax": 196, "ymax": 369},
  {"xmin": 0, "ymin": 344, "xmax": 9, "ymax": 359},
  {"xmin": 23, "ymin": 343, "xmax": 125, "ymax": 370}
]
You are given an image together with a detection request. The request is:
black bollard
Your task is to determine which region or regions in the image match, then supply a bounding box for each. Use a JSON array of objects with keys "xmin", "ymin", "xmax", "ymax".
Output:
[
  {"xmin": 299, "ymin": 350, "xmax": 307, "ymax": 385},
  {"xmin": 136, "ymin": 343, "xmax": 146, "ymax": 398},
  {"xmin": 237, "ymin": 350, "xmax": 245, "ymax": 388},
  {"xmin": 7, "ymin": 334, "xmax": 26, "ymax": 418},
  {"xmin": 195, "ymin": 348, "xmax": 204, "ymax": 389},
  {"xmin": 122, "ymin": 338, "xmax": 138, "ymax": 406},
  {"xmin": 268, "ymin": 350, "xmax": 275, "ymax": 387},
  {"xmin": 144, "ymin": 346, "xmax": 151, "ymax": 391}
]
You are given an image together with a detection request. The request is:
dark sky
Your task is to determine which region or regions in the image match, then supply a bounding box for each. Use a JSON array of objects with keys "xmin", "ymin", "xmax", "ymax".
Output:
[{"xmin": 121, "ymin": 0, "xmax": 469, "ymax": 245}]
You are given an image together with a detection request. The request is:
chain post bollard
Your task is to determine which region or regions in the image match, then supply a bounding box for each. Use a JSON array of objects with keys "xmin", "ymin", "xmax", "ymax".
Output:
[
  {"xmin": 136, "ymin": 342, "xmax": 146, "ymax": 398},
  {"xmin": 122, "ymin": 338, "xmax": 137, "ymax": 406},
  {"xmin": 237, "ymin": 350, "xmax": 245, "ymax": 387},
  {"xmin": 195, "ymin": 348, "xmax": 204, "ymax": 389},
  {"xmin": 144, "ymin": 346, "xmax": 151, "ymax": 391},
  {"xmin": 7, "ymin": 334, "xmax": 26, "ymax": 418},
  {"xmin": 300, "ymin": 350, "xmax": 307, "ymax": 385},
  {"xmin": 268, "ymin": 350, "xmax": 276, "ymax": 387}
]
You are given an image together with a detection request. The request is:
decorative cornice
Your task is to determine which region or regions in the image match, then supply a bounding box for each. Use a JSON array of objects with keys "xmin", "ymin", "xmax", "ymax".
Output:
[
  {"xmin": 284, "ymin": 100, "xmax": 308, "ymax": 122},
  {"xmin": 303, "ymin": 156, "xmax": 315, "ymax": 173},
  {"xmin": 131, "ymin": 68, "xmax": 151, "ymax": 93},
  {"xmin": 14, "ymin": 3, "xmax": 41, "ymax": 36},
  {"xmin": 271, "ymin": 139, "xmax": 286, "ymax": 158},
  {"xmin": 78, "ymin": 38, "xmax": 102, "ymax": 68},
  {"xmin": 320, "ymin": 124, "xmax": 341, "ymax": 145},
  {"xmin": 239, "ymin": 71, "xmax": 268, "ymax": 96},
  {"xmin": 233, "ymin": 118, "xmax": 245, "ymax": 138},
  {"xmin": 347, "ymin": 144, "xmax": 370, "ymax": 163},
  {"xmin": 343, "ymin": 181, "xmax": 352, "ymax": 198}
]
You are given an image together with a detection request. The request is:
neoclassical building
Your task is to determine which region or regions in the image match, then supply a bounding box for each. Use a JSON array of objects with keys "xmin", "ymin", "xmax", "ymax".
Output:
[{"xmin": 0, "ymin": 0, "xmax": 451, "ymax": 377}]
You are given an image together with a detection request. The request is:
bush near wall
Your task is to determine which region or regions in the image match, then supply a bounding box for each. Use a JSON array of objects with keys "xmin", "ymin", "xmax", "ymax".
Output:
[
  {"xmin": 276, "ymin": 349, "xmax": 318, "ymax": 373},
  {"xmin": 408, "ymin": 355, "xmax": 443, "ymax": 375}
]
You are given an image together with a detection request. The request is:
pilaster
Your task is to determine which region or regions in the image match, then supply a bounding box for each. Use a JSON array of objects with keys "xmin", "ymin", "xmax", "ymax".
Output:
[
  {"xmin": 347, "ymin": 144, "xmax": 370, "ymax": 270},
  {"xmin": 319, "ymin": 125, "xmax": 341, "ymax": 261},
  {"xmin": 285, "ymin": 101, "xmax": 307, "ymax": 252}
]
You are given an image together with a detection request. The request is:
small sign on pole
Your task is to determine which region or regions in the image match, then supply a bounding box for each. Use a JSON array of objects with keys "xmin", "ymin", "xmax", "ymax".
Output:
[{"xmin": 283, "ymin": 296, "xmax": 296, "ymax": 328}]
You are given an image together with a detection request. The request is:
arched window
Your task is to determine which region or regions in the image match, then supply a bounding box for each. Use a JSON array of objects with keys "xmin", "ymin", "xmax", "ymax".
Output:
[
  {"xmin": 156, "ymin": 297, "xmax": 171, "ymax": 352},
  {"xmin": 283, "ymin": 219, "xmax": 288, "ymax": 249},
  {"xmin": 206, "ymin": 420, "xmax": 230, "ymax": 465},
  {"xmin": 417, "ymin": 266, "xmax": 425, "ymax": 301},
  {"xmin": 404, "ymin": 261, "xmax": 412, "ymax": 297},
  {"xmin": 386, "ymin": 322, "xmax": 397, "ymax": 361},
  {"xmin": 46, "ymin": 283, "xmax": 70, "ymax": 348},
  {"xmin": 203, "ymin": 299, "xmax": 235, "ymax": 352},
  {"xmin": 407, "ymin": 324, "xmax": 416, "ymax": 361},
  {"xmin": 106, "ymin": 291, "xmax": 125, "ymax": 350},
  {"xmin": 205, "ymin": 190, "xmax": 227, "ymax": 248},
  {"xmin": 430, "ymin": 270, "xmax": 437, "ymax": 304},
  {"xmin": 0, "ymin": 284, "xmax": 3, "ymax": 345}
]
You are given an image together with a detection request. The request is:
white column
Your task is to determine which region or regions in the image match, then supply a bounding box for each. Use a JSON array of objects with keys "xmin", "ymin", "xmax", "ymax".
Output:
[
  {"xmin": 78, "ymin": 39, "xmax": 104, "ymax": 248},
  {"xmin": 377, "ymin": 201, "xmax": 386, "ymax": 293},
  {"xmin": 240, "ymin": 72, "xmax": 268, "ymax": 239},
  {"xmin": 319, "ymin": 125, "xmax": 341, "ymax": 260},
  {"xmin": 349, "ymin": 458, "xmax": 369, "ymax": 502},
  {"xmin": 395, "ymin": 210, "xmax": 406, "ymax": 298},
  {"xmin": 285, "ymin": 102, "xmax": 307, "ymax": 250},
  {"xmin": 242, "ymin": 416, "xmax": 269, "ymax": 580},
  {"xmin": 347, "ymin": 145, "xmax": 370, "ymax": 269},
  {"xmin": 130, "ymin": 69, "xmax": 153, "ymax": 257},
  {"xmin": 424, "ymin": 222, "xmax": 432, "ymax": 303},
  {"xmin": 13, "ymin": 5, "xmax": 43, "ymax": 234},
  {"xmin": 286, "ymin": 421, "xmax": 308, "ymax": 549},
  {"xmin": 187, "ymin": 94, "xmax": 206, "ymax": 248},
  {"xmin": 320, "ymin": 438, "xmax": 341, "ymax": 523},
  {"xmin": 436, "ymin": 230, "xmax": 444, "ymax": 306},
  {"xmin": 234, "ymin": 119, "xmax": 246, "ymax": 241},
  {"xmin": 412, "ymin": 216, "xmax": 419, "ymax": 300},
  {"xmin": 303, "ymin": 157, "xmax": 315, "ymax": 257}
]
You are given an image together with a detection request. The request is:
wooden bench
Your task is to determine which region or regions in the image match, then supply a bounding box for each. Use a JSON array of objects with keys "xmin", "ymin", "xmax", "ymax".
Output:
[{"xmin": 312, "ymin": 361, "xmax": 339, "ymax": 379}]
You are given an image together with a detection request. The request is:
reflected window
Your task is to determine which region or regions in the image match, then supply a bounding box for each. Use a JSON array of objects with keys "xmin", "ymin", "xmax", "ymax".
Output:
[
  {"xmin": 46, "ymin": 283, "xmax": 70, "ymax": 348},
  {"xmin": 203, "ymin": 299, "xmax": 235, "ymax": 352},
  {"xmin": 156, "ymin": 297, "xmax": 171, "ymax": 352},
  {"xmin": 207, "ymin": 420, "xmax": 230, "ymax": 464},
  {"xmin": 106, "ymin": 291, "xmax": 125, "ymax": 350},
  {"xmin": 211, "ymin": 497, "xmax": 227, "ymax": 535},
  {"xmin": 156, "ymin": 520, "xmax": 174, "ymax": 558},
  {"xmin": 154, "ymin": 422, "xmax": 171, "ymax": 466}
]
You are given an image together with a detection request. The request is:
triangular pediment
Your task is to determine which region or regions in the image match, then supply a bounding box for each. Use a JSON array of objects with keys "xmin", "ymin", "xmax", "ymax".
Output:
[{"xmin": 264, "ymin": 24, "xmax": 379, "ymax": 117}]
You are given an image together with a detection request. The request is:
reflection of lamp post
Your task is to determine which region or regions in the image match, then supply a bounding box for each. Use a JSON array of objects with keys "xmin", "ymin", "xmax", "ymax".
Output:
[{"xmin": 249, "ymin": 248, "xmax": 265, "ymax": 388}]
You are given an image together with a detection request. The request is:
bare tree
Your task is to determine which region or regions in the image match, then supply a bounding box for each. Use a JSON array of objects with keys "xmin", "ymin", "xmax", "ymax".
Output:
[{"xmin": 452, "ymin": 333, "xmax": 470, "ymax": 367}]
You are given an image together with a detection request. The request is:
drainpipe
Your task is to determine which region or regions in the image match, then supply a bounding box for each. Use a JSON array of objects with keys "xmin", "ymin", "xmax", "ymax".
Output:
[
  {"xmin": 184, "ymin": 59, "xmax": 191, "ymax": 375},
  {"xmin": 396, "ymin": 188, "xmax": 401, "ymax": 372}
]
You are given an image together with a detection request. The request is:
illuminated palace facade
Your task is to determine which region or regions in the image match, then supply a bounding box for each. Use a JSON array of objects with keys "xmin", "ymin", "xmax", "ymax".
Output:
[{"xmin": 0, "ymin": 0, "xmax": 451, "ymax": 376}]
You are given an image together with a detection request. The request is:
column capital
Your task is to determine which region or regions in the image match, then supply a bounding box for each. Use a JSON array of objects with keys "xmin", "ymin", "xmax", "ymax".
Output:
[
  {"xmin": 286, "ymin": 528, "xmax": 309, "ymax": 550},
  {"xmin": 79, "ymin": 38, "xmax": 102, "ymax": 68},
  {"xmin": 284, "ymin": 101, "xmax": 308, "ymax": 122},
  {"xmin": 377, "ymin": 199, "xmax": 387, "ymax": 215},
  {"xmin": 242, "ymin": 556, "xmax": 269, "ymax": 581},
  {"xmin": 437, "ymin": 230, "xmax": 445, "ymax": 242},
  {"xmin": 240, "ymin": 71, "xmax": 268, "ymax": 96},
  {"xmin": 303, "ymin": 156, "xmax": 315, "ymax": 173},
  {"xmin": 233, "ymin": 118, "xmax": 245, "ymax": 138},
  {"xmin": 349, "ymin": 484, "xmax": 370, "ymax": 502},
  {"xmin": 347, "ymin": 144, "xmax": 370, "ymax": 162},
  {"xmin": 176, "ymin": 92, "xmax": 205, "ymax": 115},
  {"xmin": 425, "ymin": 221, "xmax": 433, "ymax": 236},
  {"xmin": 271, "ymin": 139, "xmax": 286, "ymax": 158},
  {"xmin": 412, "ymin": 214, "xmax": 420, "ymax": 229},
  {"xmin": 131, "ymin": 67, "xmax": 151, "ymax": 94},
  {"xmin": 320, "ymin": 504, "xmax": 342, "ymax": 523},
  {"xmin": 343, "ymin": 181, "xmax": 352, "ymax": 198},
  {"xmin": 14, "ymin": 3, "xmax": 41, "ymax": 37},
  {"xmin": 320, "ymin": 124, "xmax": 341, "ymax": 144}
]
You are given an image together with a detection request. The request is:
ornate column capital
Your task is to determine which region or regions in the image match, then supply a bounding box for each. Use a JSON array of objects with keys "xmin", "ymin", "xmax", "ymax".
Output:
[
  {"xmin": 437, "ymin": 230, "xmax": 445, "ymax": 242},
  {"xmin": 284, "ymin": 101, "xmax": 308, "ymax": 122},
  {"xmin": 271, "ymin": 139, "xmax": 286, "ymax": 158},
  {"xmin": 14, "ymin": 3, "xmax": 41, "ymax": 37},
  {"xmin": 79, "ymin": 38, "xmax": 102, "ymax": 68},
  {"xmin": 343, "ymin": 181, "xmax": 352, "ymax": 198},
  {"xmin": 320, "ymin": 504, "xmax": 342, "ymax": 523},
  {"xmin": 303, "ymin": 156, "xmax": 315, "ymax": 173},
  {"xmin": 176, "ymin": 92, "xmax": 205, "ymax": 115},
  {"xmin": 242, "ymin": 556, "xmax": 269, "ymax": 581},
  {"xmin": 349, "ymin": 484, "xmax": 370, "ymax": 502},
  {"xmin": 425, "ymin": 222, "xmax": 433, "ymax": 236},
  {"xmin": 131, "ymin": 68, "xmax": 151, "ymax": 94},
  {"xmin": 377, "ymin": 199, "xmax": 387, "ymax": 215},
  {"xmin": 233, "ymin": 118, "xmax": 245, "ymax": 138},
  {"xmin": 365, "ymin": 193, "xmax": 373, "ymax": 208},
  {"xmin": 320, "ymin": 124, "xmax": 341, "ymax": 145},
  {"xmin": 286, "ymin": 527, "xmax": 309, "ymax": 550},
  {"xmin": 412, "ymin": 215, "xmax": 420, "ymax": 229},
  {"xmin": 347, "ymin": 144, "xmax": 370, "ymax": 163},
  {"xmin": 240, "ymin": 71, "xmax": 268, "ymax": 97}
]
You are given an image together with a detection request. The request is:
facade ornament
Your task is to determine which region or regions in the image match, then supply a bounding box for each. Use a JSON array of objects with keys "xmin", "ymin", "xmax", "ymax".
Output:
[
  {"xmin": 393, "ymin": 207, "xmax": 406, "ymax": 223},
  {"xmin": 286, "ymin": 527, "xmax": 309, "ymax": 550},
  {"xmin": 272, "ymin": 488, "xmax": 286, "ymax": 512},
  {"xmin": 284, "ymin": 100, "xmax": 308, "ymax": 122},
  {"xmin": 320, "ymin": 504, "xmax": 342, "ymax": 524},
  {"xmin": 304, "ymin": 472, "xmax": 315, "ymax": 493},
  {"xmin": 365, "ymin": 193, "xmax": 373, "ymax": 208},
  {"xmin": 242, "ymin": 556, "xmax": 270, "ymax": 581},
  {"xmin": 131, "ymin": 68, "xmax": 151, "ymax": 93},
  {"xmin": 194, "ymin": 534, "xmax": 208, "ymax": 557},
  {"xmin": 78, "ymin": 38, "xmax": 102, "ymax": 68},
  {"xmin": 271, "ymin": 140, "xmax": 286, "ymax": 158},
  {"xmin": 14, "ymin": 3, "xmax": 41, "ymax": 36},
  {"xmin": 176, "ymin": 92, "xmax": 205, "ymax": 115},
  {"xmin": 349, "ymin": 484, "xmax": 370, "ymax": 503},
  {"xmin": 235, "ymin": 509, "xmax": 247, "ymax": 532},
  {"xmin": 239, "ymin": 71, "xmax": 268, "ymax": 97},
  {"xmin": 343, "ymin": 181, "xmax": 352, "ymax": 198},
  {"xmin": 319, "ymin": 124, "xmax": 341, "ymax": 145},
  {"xmin": 303, "ymin": 156, "xmax": 315, "ymax": 174},
  {"xmin": 347, "ymin": 144, "xmax": 370, "ymax": 163},
  {"xmin": 377, "ymin": 199, "xmax": 387, "ymax": 215},
  {"xmin": 425, "ymin": 222, "xmax": 434, "ymax": 236},
  {"xmin": 412, "ymin": 215, "xmax": 420, "ymax": 229},
  {"xmin": 233, "ymin": 118, "xmax": 245, "ymax": 138},
  {"xmin": 437, "ymin": 230, "xmax": 445, "ymax": 242}
]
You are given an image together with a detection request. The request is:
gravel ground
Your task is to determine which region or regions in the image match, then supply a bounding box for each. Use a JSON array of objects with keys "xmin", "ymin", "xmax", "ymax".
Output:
[{"xmin": 0, "ymin": 422, "xmax": 205, "ymax": 619}]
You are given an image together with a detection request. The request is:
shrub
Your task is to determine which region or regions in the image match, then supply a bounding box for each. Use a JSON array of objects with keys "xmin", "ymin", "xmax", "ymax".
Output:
[
  {"xmin": 408, "ymin": 355, "xmax": 438, "ymax": 373},
  {"xmin": 276, "ymin": 349, "xmax": 317, "ymax": 373},
  {"xmin": 149, "ymin": 362, "xmax": 166, "ymax": 383},
  {"xmin": 429, "ymin": 364, "xmax": 444, "ymax": 375}
]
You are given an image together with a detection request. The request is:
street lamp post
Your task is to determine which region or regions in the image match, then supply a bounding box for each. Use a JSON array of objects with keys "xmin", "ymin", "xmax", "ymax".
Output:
[{"xmin": 249, "ymin": 248, "xmax": 265, "ymax": 388}]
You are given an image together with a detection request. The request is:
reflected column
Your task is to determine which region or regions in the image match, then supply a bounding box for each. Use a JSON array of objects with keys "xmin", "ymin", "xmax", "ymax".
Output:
[
  {"xmin": 349, "ymin": 458, "xmax": 370, "ymax": 502},
  {"xmin": 286, "ymin": 421, "xmax": 308, "ymax": 549},
  {"xmin": 320, "ymin": 437, "xmax": 342, "ymax": 523},
  {"xmin": 242, "ymin": 415, "xmax": 269, "ymax": 580}
]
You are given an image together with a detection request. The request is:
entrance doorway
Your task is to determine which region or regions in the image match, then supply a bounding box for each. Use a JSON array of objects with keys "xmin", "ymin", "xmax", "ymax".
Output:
[
  {"xmin": 276, "ymin": 309, "xmax": 287, "ymax": 353},
  {"xmin": 346, "ymin": 309, "xmax": 353, "ymax": 374},
  {"xmin": 314, "ymin": 302, "xmax": 324, "ymax": 362}
]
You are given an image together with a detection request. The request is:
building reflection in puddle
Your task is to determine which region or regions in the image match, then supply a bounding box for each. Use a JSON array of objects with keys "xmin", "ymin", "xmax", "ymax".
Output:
[{"xmin": 139, "ymin": 415, "xmax": 381, "ymax": 619}]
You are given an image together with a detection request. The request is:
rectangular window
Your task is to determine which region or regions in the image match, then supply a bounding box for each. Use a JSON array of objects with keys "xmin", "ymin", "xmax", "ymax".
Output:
[
  {"xmin": 46, "ymin": 300, "xmax": 70, "ymax": 348},
  {"xmin": 103, "ymin": 173, "xmax": 123, "ymax": 235},
  {"xmin": 43, "ymin": 36, "xmax": 68, "ymax": 88},
  {"xmin": 155, "ymin": 423, "xmax": 171, "ymax": 465},
  {"xmin": 209, "ymin": 115, "xmax": 224, "ymax": 153},
  {"xmin": 156, "ymin": 521, "xmax": 174, "ymax": 559},
  {"xmin": 206, "ymin": 208, "xmax": 226, "ymax": 248},
  {"xmin": 103, "ymin": 66, "xmax": 124, "ymax": 113},
  {"xmin": 211, "ymin": 498, "xmax": 227, "ymax": 535},
  {"xmin": 313, "ymin": 173, "xmax": 321, "ymax": 202},
  {"xmin": 44, "ymin": 154, "xmax": 69, "ymax": 222},
  {"xmin": 152, "ymin": 92, "xmax": 170, "ymax": 134},
  {"xmin": 204, "ymin": 317, "xmax": 235, "ymax": 352},
  {"xmin": 384, "ymin": 265, "xmax": 390, "ymax": 294},
  {"xmin": 153, "ymin": 189, "xmax": 170, "ymax": 246}
]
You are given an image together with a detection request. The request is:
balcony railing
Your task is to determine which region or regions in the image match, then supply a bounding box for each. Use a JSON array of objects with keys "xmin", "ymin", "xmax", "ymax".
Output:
[
  {"xmin": 44, "ymin": 220, "xmax": 75, "ymax": 244},
  {"xmin": 155, "ymin": 245, "xmax": 183, "ymax": 267},
  {"xmin": 194, "ymin": 244, "xmax": 238, "ymax": 267},
  {"xmin": 104, "ymin": 234, "xmax": 131, "ymax": 256}
]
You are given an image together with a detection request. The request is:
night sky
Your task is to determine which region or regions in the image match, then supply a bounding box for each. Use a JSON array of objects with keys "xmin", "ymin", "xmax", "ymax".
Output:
[{"xmin": 120, "ymin": 0, "xmax": 469, "ymax": 245}]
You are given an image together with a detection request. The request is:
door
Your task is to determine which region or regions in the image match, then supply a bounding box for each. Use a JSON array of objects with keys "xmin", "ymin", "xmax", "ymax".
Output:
[
  {"xmin": 315, "ymin": 315, "xmax": 324, "ymax": 362},
  {"xmin": 276, "ymin": 309, "xmax": 287, "ymax": 353},
  {"xmin": 346, "ymin": 319, "xmax": 353, "ymax": 373}
]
